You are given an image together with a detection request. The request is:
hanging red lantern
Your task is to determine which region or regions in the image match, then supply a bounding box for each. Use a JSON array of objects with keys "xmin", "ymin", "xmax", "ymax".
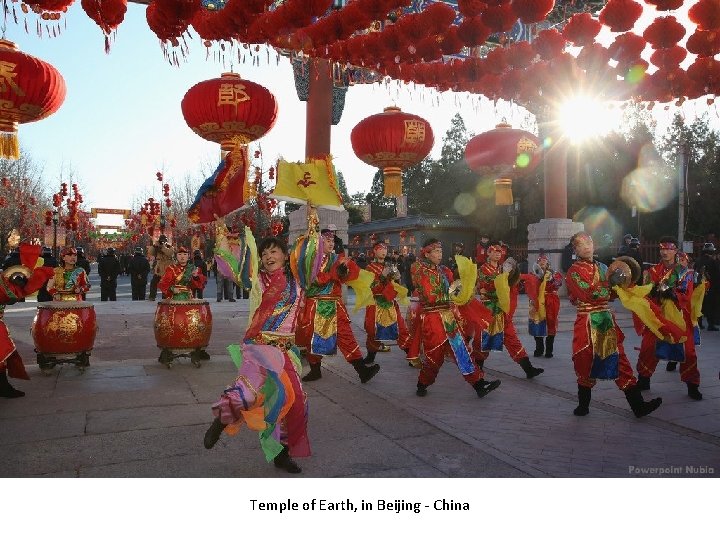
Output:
[
  {"xmin": 350, "ymin": 106, "xmax": 434, "ymax": 197},
  {"xmin": 181, "ymin": 72, "xmax": 278, "ymax": 151},
  {"xmin": 465, "ymin": 122, "xmax": 541, "ymax": 206},
  {"xmin": 598, "ymin": 0, "xmax": 644, "ymax": 33},
  {"xmin": 0, "ymin": 40, "xmax": 66, "ymax": 159}
]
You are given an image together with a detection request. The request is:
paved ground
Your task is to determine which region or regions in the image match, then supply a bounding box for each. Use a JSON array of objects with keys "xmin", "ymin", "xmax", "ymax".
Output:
[{"xmin": 2, "ymin": 266, "xmax": 719, "ymax": 478}]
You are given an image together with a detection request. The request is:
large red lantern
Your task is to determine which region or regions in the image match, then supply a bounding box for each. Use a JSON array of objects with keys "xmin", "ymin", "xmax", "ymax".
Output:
[
  {"xmin": 0, "ymin": 40, "xmax": 66, "ymax": 159},
  {"xmin": 465, "ymin": 122, "xmax": 541, "ymax": 205},
  {"xmin": 350, "ymin": 106, "xmax": 434, "ymax": 197},
  {"xmin": 181, "ymin": 72, "xmax": 278, "ymax": 151}
]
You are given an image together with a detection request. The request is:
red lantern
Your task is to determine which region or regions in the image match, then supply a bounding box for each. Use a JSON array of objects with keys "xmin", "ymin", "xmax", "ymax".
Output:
[
  {"xmin": 351, "ymin": 106, "xmax": 434, "ymax": 197},
  {"xmin": 465, "ymin": 122, "xmax": 541, "ymax": 206},
  {"xmin": 181, "ymin": 72, "xmax": 278, "ymax": 151},
  {"xmin": 0, "ymin": 40, "xmax": 66, "ymax": 159}
]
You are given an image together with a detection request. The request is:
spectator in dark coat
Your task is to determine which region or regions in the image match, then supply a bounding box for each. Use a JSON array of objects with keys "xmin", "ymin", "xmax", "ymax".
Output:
[
  {"xmin": 695, "ymin": 243, "xmax": 720, "ymax": 330},
  {"xmin": 193, "ymin": 250, "xmax": 208, "ymax": 299},
  {"xmin": 98, "ymin": 247, "xmax": 122, "ymax": 301},
  {"xmin": 128, "ymin": 247, "xmax": 151, "ymax": 300},
  {"xmin": 75, "ymin": 247, "xmax": 91, "ymax": 299},
  {"xmin": 36, "ymin": 247, "xmax": 58, "ymax": 302}
]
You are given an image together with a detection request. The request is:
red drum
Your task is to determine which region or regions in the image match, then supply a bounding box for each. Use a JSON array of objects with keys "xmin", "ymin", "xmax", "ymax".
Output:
[
  {"xmin": 32, "ymin": 301, "xmax": 97, "ymax": 371},
  {"xmin": 154, "ymin": 299, "xmax": 212, "ymax": 351}
]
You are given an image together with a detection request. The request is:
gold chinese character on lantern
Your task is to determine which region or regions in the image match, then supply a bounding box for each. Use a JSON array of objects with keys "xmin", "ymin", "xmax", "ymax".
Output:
[
  {"xmin": 218, "ymin": 83, "xmax": 250, "ymax": 109},
  {"xmin": 0, "ymin": 61, "xmax": 25, "ymax": 96},
  {"xmin": 403, "ymin": 120, "xmax": 426, "ymax": 144},
  {"xmin": 517, "ymin": 136, "xmax": 538, "ymax": 154}
]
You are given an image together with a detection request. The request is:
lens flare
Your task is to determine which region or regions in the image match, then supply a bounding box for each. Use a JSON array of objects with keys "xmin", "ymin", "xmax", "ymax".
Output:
[
  {"xmin": 621, "ymin": 144, "xmax": 674, "ymax": 212},
  {"xmin": 558, "ymin": 95, "xmax": 622, "ymax": 144},
  {"xmin": 573, "ymin": 206, "xmax": 622, "ymax": 241},
  {"xmin": 454, "ymin": 193, "xmax": 476, "ymax": 216}
]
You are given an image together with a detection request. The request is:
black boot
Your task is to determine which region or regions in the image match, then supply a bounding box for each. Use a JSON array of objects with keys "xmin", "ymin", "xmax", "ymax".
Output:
[
  {"xmin": 518, "ymin": 357, "xmax": 544, "ymax": 379},
  {"xmin": 625, "ymin": 385, "xmax": 662, "ymax": 418},
  {"xmin": 666, "ymin": 361, "xmax": 677, "ymax": 372},
  {"xmin": 362, "ymin": 350, "xmax": 377, "ymax": 365},
  {"xmin": 637, "ymin": 375, "xmax": 650, "ymax": 390},
  {"xmin": 273, "ymin": 445, "xmax": 302, "ymax": 474},
  {"xmin": 351, "ymin": 359, "xmax": 380, "ymax": 384},
  {"xmin": 301, "ymin": 362, "xmax": 322, "ymax": 382},
  {"xmin": 698, "ymin": 317, "xmax": 704, "ymax": 329},
  {"xmin": 416, "ymin": 383, "xmax": 428, "ymax": 397},
  {"xmin": 687, "ymin": 383, "xmax": 703, "ymax": 401},
  {"xmin": 533, "ymin": 337, "xmax": 544, "ymax": 357},
  {"xmin": 203, "ymin": 417, "xmax": 226, "ymax": 449},
  {"xmin": 473, "ymin": 379, "xmax": 501, "ymax": 398},
  {"xmin": 544, "ymin": 336, "xmax": 555, "ymax": 358},
  {"xmin": 0, "ymin": 371, "xmax": 24, "ymax": 398},
  {"xmin": 573, "ymin": 385, "xmax": 591, "ymax": 416}
]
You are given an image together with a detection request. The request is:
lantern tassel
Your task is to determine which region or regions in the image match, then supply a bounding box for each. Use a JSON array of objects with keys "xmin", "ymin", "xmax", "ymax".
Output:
[
  {"xmin": 383, "ymin": 167, "xmax": 403, "ymax": 197},
  {"xmin": 494, "ymin": 178, "xmax": 513, "ymax": 206},
  {"xmin": 0, "ymin": 132, "xmax": 20, "ymax": 160}
]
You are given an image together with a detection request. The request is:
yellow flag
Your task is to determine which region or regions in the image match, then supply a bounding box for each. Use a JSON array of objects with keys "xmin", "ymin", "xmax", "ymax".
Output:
[{"xmin": 273, "ymin": 156, "xmax": 344, "ymax": 210}]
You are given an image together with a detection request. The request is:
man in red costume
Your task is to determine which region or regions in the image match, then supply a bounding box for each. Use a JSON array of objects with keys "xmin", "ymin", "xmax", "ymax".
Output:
[
  {"xmin": 159, "ymin": 246, "xmax": 207, "ymax": 300},
  {"xmin": 410, "ymin": 238, "xmax": 500, "ymax": 398},
  {"xmin": 296, "ymin": 229, "xmax": 380, "ymax": 384},
  {"xmin": 363, "ymin": 241, "xmax": 410, "ymax": 365},
  {"xmin": 476, "ymin": 242, "xmax": 544, "ymax": 379},
  {"xmin": 524, "ymin": 253, "xmax": 563, "ymax": 358},
  {"xmin": 565, "ymin": 231, "xmax": 662, "ymax": 418},
  {"xmin": 1, "ymin": 237, "xmax": 56, "ymax": 398},
  {"xmin": 635, "ymin": 237, "xmax": 702, "ymax": 400}
]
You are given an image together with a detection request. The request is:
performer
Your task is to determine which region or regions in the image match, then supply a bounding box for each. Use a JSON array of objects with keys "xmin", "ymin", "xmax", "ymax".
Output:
[
  {"xmin": 565, "ymin": 231, "xmax": 662, "ymax": 417},
  {"xmin": 523, "ymin": 253, "xmax": 563, "ymax": 358},
  {"xmin": 0, "ymin": 233, "xmax": 56, "ymax": 398},
  {"xmin": 47, "ymin": 247, "xmax": 90, "ymax": 301},
  {"xmin": 475, "ymin": 234, "xmax": 490, "ymax": 266},
  {"xmin": 635, "ymin": 237, "xmax": 702, "ymax": 400},
  {"xmin": 410, "ymin": 238, "xmax": 500, "ymax": 398},
  {"xmin": 476, "ymin": 242, "xmax": 544, "ymax": 378},
  {"xmin": 363, "ymin": 241, "xmax": 411, "ymax": 364},
  {"xmin": 204, "ymin": 230, "xmax": 310, "ymax": 473},
  {"xmin": 296, "ymin": 228, "xmax": 380, "ymax": 384},
  {"xmin": 158, "ymin": 246, "xmax": 207, "ymax": 300}
]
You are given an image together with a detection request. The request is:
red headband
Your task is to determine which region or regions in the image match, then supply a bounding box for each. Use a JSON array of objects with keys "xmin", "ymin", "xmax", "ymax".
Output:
[
  {"xmin": 659, "ymin": 242, "xmax": 677, "ymax": 250},
  {"xmin": 421, "ymin": 242, "xmax": 441, "ymax": 256},
  {"xmin": 61, "ymin": 247, "xmax": 77, "ymax": 257},
  {"xmin": 487, "ymin": 245, "xmax": 503, "ymax": 254}
]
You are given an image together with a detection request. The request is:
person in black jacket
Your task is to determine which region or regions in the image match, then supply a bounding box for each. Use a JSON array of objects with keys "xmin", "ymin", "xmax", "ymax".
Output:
[
  {"xmin": 192, "ymin": 249, "xmax": 208, "ymax": 299},
  {"xmin": 98, "ymin": 247, "xmax": 122, "ymax": 301},
  {"xmin": 128, "ymin": 247, "xmax": 151, "ymax": 300},
  {"xmin": 695, "ymin": 243, "xmax": 720, "ymax": 331},
  {"xmin": 36, "ymin": 246, "xmax": 58, "ymax": 302},
  {"xmin": 75, "ymin": 247, "xmax": 91, "ymax": 300}
]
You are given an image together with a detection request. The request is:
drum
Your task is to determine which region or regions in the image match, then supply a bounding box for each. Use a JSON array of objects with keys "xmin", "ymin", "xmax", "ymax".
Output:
[
  {"xmin": 32, "ymin": 301, "xmax": 97, "ymax": 356},
  {"xmin": 154, "ymin": 298, "xmax": 212, "ymax": 351}
]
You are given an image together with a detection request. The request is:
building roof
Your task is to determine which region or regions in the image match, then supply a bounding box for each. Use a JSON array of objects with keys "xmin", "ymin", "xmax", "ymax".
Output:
[{"xmin": 349, "ymin": 215, "xmax": 476, "ymax": 234}]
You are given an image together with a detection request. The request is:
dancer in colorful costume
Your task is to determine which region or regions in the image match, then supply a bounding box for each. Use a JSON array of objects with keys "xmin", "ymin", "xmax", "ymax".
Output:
[
  {"xmin": 158, "ymin": 246, "xmax": 207, "ymax": 300},
  {"xmin": 565, "ymin": 231, "xmax": 662, "ymax": 417},
  {"xmin": 296, "ymin": 228, "xmax": 379, "ymax": 384},
  {"xmin": 523, "ymin": 253, "xmax": 563, "ymax": 358},
  {"xmin": 204, "ymin": 223, "xmax": 310, "ymax": 473},
  {"xmin": 47, "ymin": 247, "xmax": 90, "ymax": 301},
  {"xmin": 635, "ymin": 238, "xmax": 702, "ymax": 400},
  {"xmin": 410, "ymin": 238, "xmax": 500, "ymax": 398},
  {"xmin": 1, "ymin": 234, "xmax": 56, "ymax": 398},
  {"xmin": 476, "ymin": 242, "xmax": 544, "ymax": 378},
  {"xmin": 362, "ymin": 241, "xmax": 411, "ymax": 364}
]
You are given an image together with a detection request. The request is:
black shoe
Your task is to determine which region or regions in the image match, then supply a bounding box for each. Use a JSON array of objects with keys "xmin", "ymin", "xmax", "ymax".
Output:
[
  {"xmin": 625, "ymin": 385, "xmax": 662, "ymax": 418},
  {"xmin": 519, "ymin": 357, "xmax": 544, "ymax": 379},
  {"xmin": 666, "ymin": 361, "xmax": 677, "ymax": 372},
  {"xmin": 351, "ymin": 360, "xmax": 380, "ymax": 384},
  {"xmin": 302, "ymin": 363, "xmax": 322, "ymax": 382},
  {"xmin": 0, "ymin": 372, "xmax": 25, "ymax": 398},
  {"xmin": 544, "ymin": 336, "xmax": 555, "ymax": 358},
  {"xmin": 416, "ymin": 383, "xmax": 428, "ymax": 397},
  {"xmin": 532, "ymin": 337, "xmax": 544, "ymax": 357},
  {"xmin": 637, "ymin": 375, "xmax": 650, "ymax": 391},
  {"xmin": 203, "ymin": 417, "xmax": 225, "ymax": 449},
  {"xmin": 687, "ymin": 383, "xmax": 703, "ymax": 401},
  {"xmin": 473, "ymin": 379, "xmax": 501, "ymax": 398},
  {"xmin": 362, "ymin": 350, "xmax": 377, "ymax": 365},
  {"xmin": 273, "ymin": 446, "xmax": 302, "ymax": 474},
  {"xmin": 573, "ymin": 385, "xmax": 591, "ymax": 416}
]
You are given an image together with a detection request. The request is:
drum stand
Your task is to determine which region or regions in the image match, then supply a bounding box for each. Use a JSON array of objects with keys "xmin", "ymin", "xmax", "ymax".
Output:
[
  {"xmin": 36, "ymin": 351, "xmax": 91, "ymax": 374},
  {"xmin": 157, "ymin": 347, "xmax": 210, "ymax": 368}
]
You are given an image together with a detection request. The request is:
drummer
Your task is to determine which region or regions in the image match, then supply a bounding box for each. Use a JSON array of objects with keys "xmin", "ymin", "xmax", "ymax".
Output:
[
  {"xmin": 47, "ymin": 247, "xmax": 90, "ymax": 301},
  {"xmin": 158, "ymin": 246, "xmax": 207, "ymax": 300}
]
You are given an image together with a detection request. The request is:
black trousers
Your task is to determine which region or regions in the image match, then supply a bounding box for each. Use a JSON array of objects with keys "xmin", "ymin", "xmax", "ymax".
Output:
[
  {"xmin": 131, "ymin": 279, "xmax": 147, "ymax": 300},
  {"xmin": 100, "ymin": 281, "xmax": 117, "ymax": 301},
  {"xmin": 149, "ymin": 274, "xmax": 161, "ymax": 300}
]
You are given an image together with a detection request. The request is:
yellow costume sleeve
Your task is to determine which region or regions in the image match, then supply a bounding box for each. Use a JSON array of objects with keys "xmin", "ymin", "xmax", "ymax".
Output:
[
  {"xmin": 347, "ymin": 268, "xmax": 375, "ymax": 312},
  {"xmin": 452, "ymin": 255, "xmax": 477, "ymax": 306},
  {"xmin": 537, "ymin": 272, "xmax": 548, "ymax": 321},
  {"xmin": 494, "ymin": 272, "xmax": 511, "ymax": 314},
  {"xmin": 245, "ymin": 226, "xmax": 261, "ymax": 325},
  {"xmin": 613, "ymin": 284, "xmax": 676, "ymax": 341},
  {"xmin": 691, "ymin": 281, "xmax": 706, "ymax": 321},
  {"xmin": 392, "ymin": 282, "xmax": 410, "ymax": 306}
]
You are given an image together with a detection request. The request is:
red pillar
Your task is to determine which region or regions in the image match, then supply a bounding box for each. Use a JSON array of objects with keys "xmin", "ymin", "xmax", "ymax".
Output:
[
  {"xmin": 544, "ymin": 132, "xmax": 568, "ymax": 219},
  {"xmin": 305, "ymin": 58, "xmax": 333, "ymax": 160}
]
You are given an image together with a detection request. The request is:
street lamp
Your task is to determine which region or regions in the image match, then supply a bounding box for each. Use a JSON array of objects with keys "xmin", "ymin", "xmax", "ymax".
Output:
[{"xmin": 52, "ymin": 209, "xmax": 59, "ymax": 261}]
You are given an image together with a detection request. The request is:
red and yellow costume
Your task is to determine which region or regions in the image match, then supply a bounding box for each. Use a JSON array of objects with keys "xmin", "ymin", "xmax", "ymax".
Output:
[
  {"xmin": 48, "ymin": 266, "xmax": 90, "ymax": 301},
  {"xmin": 363, "ymin": 258, "xmax": 410, "ymax": 353},
  {"xmin": 566, "ymin": 259, "xmax": 637, "ymax": 390},
  {"xmin": 523, "ymin": 268, "xmax": 563, "ymax": 337},
  {"xmin": 296, "ymin": 252, "xmax": 364, "ymax": 365},
  {"xmin": 159, "ymin": 260, "xmax": 207, "ymax": 300},
  {"xmin": 409, "ymin": 258, "xmax": 482, "ymax": 388},
  {"xmin": 636, "ymin": 261, "xmax": 700, "ymax": 385}
]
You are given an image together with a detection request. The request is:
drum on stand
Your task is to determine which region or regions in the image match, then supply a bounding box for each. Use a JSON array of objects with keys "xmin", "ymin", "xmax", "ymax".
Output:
[
  {"xmin": 31, "ymin": 301, "xmax": 97, "ymax": 373},
  {"xmin": 153, "ymin": 298, "xmax": 212, "ymax": 368}
]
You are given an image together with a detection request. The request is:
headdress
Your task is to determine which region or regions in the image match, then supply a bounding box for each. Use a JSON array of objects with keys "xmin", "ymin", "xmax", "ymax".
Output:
[
  {"xmin": 421, "ymin": 241, "xmax": 442, "ymax": 257},
  {"xmin": 61, "ymin": 247, "xmax": 77, "ymax": 257}
]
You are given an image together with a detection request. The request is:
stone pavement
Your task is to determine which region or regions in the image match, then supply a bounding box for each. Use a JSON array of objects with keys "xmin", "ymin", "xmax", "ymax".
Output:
[{"xmin": 1, "ymin": 269, "xmax": 718, "ymax": 478}]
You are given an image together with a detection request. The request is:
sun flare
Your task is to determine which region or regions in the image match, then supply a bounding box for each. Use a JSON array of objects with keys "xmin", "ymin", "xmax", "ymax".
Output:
[{"xmin": 557, "ymin": 95, "xmax": 622, "ymax": 143}]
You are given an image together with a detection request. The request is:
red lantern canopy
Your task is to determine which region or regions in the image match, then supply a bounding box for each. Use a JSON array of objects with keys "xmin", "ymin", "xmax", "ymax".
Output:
[
  {"xmin": 350, "ymin": 106, "xmax": 434, "ymax": 197},
  {"xmin": 465, "ymin": 122, "xmax": 541, "ymax": 206},
  {"xmin": 0, "ymin": 40, "xmax": 66, "ymax": 159},
  {"xmin": 181, "ymin": 72, "xmax": 278, "ymax": 151}
]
